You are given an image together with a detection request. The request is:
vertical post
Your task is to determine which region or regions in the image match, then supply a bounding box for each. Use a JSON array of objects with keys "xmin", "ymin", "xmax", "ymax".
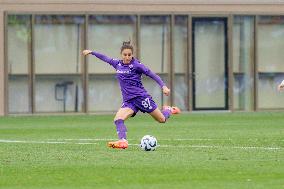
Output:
[
  {"xmin": 161, "ymin": 17, "xmax": 165, "ymax": 106},
  {"xmin": 228, "ymin": 15, "xmax": 234, "ymax": 111},
  {"xmin": 169, "ymin": 14, "xmax": 174, "ymax": 106},
  {"xmin": 75, "ymin": 21, "xmax": 80, "ymax": 113},
  {"xmin": 136, "ymin": 15, "xmax": 140, "ymax": 60},
  {"xmin": 254, "ymin": 16, "xmax": 258, "ymax": 111},
  {"xmin": 187, "ymin": 15, "xmax": 192, "ymax": 111},
  {"xmin": 249, "ymin": 16, "xmax": 255, "ymax": 112},
  {"xmin": 30, "ymin": 14, "xmax": 35, "ymax": 113},
  {"xmin": 2, "ymin": 12, "xmax": 8, "ymax": 115},
  {"xmin": 83, "ymin": 14, "xmax": 89, "ymax": 113}
]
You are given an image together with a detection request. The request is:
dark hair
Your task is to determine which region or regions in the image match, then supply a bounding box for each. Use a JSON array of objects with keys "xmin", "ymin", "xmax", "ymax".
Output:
[{"xmin": 120, "ymin": 41, "xmax": 134, "ymax": 53}]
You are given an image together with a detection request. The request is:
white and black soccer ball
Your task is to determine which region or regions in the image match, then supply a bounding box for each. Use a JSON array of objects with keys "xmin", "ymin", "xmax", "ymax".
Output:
[{"xmin": 140, "ymin": 135, "xmax": 157, "ymax": 151}]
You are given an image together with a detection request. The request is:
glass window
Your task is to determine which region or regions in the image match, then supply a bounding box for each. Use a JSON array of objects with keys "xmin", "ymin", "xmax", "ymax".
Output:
[
  {"xmin": 174, "ymin": 16, "xmax": 188, "ymax": 110},
  {"xmin": 88, "ymin": 15, "xmax": 137, "ymax": 111},
  {"xmin": 233, "ymin": 16, "xmax": 254, "ymax": 111},
  {"xmin": 141, "ymin": 15, "xmax": 170, "ymax": 106},
  {"xmin": 34, "ymin": 15, "xmax": 85, "ymax": 112},
  {"xmin": 7, "ymin": 15, "xmax": 31, "ymax": 113},
  {"xmin": 192, "ymin": 18, "xmax": 228, "ymax": 110},
  {"xmin": 257, "ymin": 16, "xmax": 284, "ymax": 109}
]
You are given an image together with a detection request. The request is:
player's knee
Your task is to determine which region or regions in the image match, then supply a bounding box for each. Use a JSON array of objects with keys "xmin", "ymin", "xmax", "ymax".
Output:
[{"xmin": 114, "ymin": 117, "xmax": 124, "ymax": 122}]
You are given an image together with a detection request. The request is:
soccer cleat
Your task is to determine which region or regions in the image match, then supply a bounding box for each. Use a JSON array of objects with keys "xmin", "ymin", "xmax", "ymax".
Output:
[
  {"xmin": 163, "ymin": 105, "xmax": 181, "ymax": 114},
  {"xmin": 171, "ymin": 106, "xmax": 181, "ymax": 114},
  {"xmin": 108, "ymin": 139, "xmax": 128, "ymax": 149}
]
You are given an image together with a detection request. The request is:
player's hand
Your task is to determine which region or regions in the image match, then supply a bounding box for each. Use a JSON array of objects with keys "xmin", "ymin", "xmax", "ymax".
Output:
[
  {"xmin": 278, "ymin": 84, "xmax": 284, "ymax": 91},
  {"xmin": 278, "ymin": 80, "xmax": 284, "ymax": 91},
  {"xmin": 82, "ymin": 50, "xmax": 92, "ymax": 56},
  {"xmin": 277, "ymin": 84, "xmax": 284, "ymax": 91},
  {"xmin": 162, "ymin": 86, "xmax": 170, "ymax": 96}
]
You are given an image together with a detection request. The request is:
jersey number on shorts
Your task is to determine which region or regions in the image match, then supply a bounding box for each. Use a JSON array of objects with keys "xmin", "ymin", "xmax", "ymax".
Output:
[{"xmin": 142, "ymin": 98, "xmax": 153, "ymax": 110}]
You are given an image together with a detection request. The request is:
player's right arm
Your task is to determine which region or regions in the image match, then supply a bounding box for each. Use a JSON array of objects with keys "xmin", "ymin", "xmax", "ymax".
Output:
[
  {"xmin": 277, "ymin": 80, "xmax": 284, "ymax": 91},
  {"xmin": 82, "ymin": 50, "xmax": 119, "ymax": 68},
  {"xmin": 136, "ymin": 62, "xmax": 170, "ymax": 96}
]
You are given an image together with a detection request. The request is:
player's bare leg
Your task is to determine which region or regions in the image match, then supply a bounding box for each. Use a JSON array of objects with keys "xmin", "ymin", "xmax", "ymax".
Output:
[
  {"xmin": 114, "ymin": 107, "xmax": 134, "ymax": 121},
  {"xmin": 149, "ymin": 106, "xmax": 181, "ymax": 123},
  {"xmin": 108, "ymin": 107, "xmax": 134, "ymax": 149},
  {"xmin": 149, "ymin": 108, "xmax": 167, "ymax": 123}
]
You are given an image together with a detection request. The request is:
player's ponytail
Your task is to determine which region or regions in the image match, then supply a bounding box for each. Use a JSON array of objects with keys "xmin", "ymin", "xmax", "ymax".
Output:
[{"xmin": 120, "ymin": 40, "xmax": 133, "ymax": 53}]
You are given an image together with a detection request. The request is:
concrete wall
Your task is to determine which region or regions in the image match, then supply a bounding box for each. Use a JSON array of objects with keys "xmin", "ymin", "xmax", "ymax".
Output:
[{"xmin": 0, "ymin": 0, "xmax": 284, "ymax": 13}]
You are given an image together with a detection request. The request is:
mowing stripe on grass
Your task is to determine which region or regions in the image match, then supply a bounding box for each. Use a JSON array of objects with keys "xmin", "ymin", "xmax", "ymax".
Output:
[{"xmin": 0, "ymin": 139, "xmax": 281, "ymax": 151}]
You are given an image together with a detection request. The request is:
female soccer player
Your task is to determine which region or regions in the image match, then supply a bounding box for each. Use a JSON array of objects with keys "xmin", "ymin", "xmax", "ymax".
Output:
[{"xmin": 83, "ymin": 41, "xmax": 180, "ymax": 149}]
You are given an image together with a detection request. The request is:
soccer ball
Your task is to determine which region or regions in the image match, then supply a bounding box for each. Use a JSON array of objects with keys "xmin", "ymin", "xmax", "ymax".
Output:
[{"xmin": 140, "ymin": 135, "xmax": 157, "ymax": 151}]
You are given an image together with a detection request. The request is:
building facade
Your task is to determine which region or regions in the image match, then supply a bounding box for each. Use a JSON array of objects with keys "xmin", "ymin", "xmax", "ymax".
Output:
[{"xmin": 0, "ymin": 0, "xmax": 284, "ymax": 115}]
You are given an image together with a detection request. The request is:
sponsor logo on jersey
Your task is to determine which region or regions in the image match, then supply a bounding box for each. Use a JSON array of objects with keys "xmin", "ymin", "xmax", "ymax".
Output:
[{"xmin": 116, "ymin": 70, "xmax": 131, "ymax": 74}]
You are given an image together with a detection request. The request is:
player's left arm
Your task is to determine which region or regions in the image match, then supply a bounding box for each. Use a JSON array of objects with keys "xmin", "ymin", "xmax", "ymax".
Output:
[{"xmin": 137, "ymin": 63, "xmax": 170, "ymax": 96}]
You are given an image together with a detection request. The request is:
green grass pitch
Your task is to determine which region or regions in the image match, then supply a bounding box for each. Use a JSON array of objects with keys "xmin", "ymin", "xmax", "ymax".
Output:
[{"xmin": 0, "ymin": 112, "xmax": 283, "ymax": 189}]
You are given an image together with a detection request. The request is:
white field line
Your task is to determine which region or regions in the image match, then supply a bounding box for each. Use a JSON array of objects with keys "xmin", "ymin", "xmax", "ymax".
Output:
[
  {"xmin": 152, "ymin": 144, "xmax": 282, "ymax": 151},
  {"xmin": 0, "ymin": 139, "xmax": 282, "ymax": 151},
  {"xmin": 0, "ymin": 139, "xmax": 97, "ymax": 145},
  {"xmin": 163, "ymin": 139, "xmax": 233, "ymax": 141},
  {"xmin": 47, "ymin": 138, "xmax": 118, "ymax": 141},
  {"xmin": 46, "ymin": 138, "xmax": 233, "ymax": 141}
]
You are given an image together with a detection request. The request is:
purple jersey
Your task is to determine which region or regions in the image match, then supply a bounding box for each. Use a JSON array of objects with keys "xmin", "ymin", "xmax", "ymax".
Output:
[{"xmin": 91, "ymin": 51, "xmax": 165, "ymax": 102}]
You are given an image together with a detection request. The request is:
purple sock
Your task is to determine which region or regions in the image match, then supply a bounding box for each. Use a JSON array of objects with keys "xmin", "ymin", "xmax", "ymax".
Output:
[
  {"xmin": 114, "ymin": 119, "xmax": 127, "ymax": 140},
  {"xmin": 162, "ymin": 109, "xmax": 171, "ymax": 121}
]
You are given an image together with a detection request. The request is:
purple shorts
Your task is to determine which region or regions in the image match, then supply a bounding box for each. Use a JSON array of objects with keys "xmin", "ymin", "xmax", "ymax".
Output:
[{"xmin": 121, "ymin": 96, "xmax": 158, "ymax": 117}]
